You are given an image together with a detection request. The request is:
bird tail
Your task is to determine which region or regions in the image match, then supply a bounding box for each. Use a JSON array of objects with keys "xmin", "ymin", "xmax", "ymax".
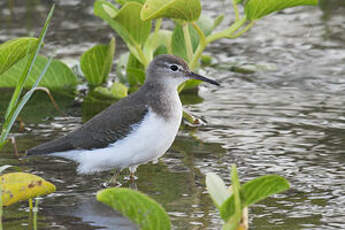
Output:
[{"xmin": 26, "ymin": 136, "xmax": 73, "ymax": 155}]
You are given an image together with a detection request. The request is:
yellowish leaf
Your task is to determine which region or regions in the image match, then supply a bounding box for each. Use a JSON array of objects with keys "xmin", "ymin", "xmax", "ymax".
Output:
[{"xmin": 1, "ymin": 172, "xmax": 56, "ymax": 206}]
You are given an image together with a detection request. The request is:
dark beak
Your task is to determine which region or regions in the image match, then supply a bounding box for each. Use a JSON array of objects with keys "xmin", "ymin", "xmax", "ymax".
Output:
[{"xmin": 186, "ymin": 71, "xmax": 220, "ymax": 86}]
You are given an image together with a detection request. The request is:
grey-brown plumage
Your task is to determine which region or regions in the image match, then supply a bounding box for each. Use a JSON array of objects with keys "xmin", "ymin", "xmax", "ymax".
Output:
[{"xmin": 26, "ymin": 81, "xmax": 178, "ymax": 155}]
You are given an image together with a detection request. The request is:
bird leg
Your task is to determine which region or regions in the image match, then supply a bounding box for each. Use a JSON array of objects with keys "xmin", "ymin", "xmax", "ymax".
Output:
[{"xmin": 129, "ymin": 165, "xmax": 138, "ymax": 182}]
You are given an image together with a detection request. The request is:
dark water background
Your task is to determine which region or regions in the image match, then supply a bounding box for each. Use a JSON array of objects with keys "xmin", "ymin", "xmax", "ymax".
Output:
[{"xmin": 1, "ymin": 0, "xmax": 345, "ymax": 229}]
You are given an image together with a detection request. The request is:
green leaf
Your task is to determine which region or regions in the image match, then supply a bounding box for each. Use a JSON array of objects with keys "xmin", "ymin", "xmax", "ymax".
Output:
[
  {"xmin": 223, "ymin": 165, "xmax": 242, "ymax": 230},
  {"xmin": 95, "ymin": 0, "xmax": 152, "ymax": 47},
  {"xmin": 143, "ymin": 30, "xmax": 172, "ymax": 63},
  {"xmin": 205, "ymin": 172, "xmax": 231, "ymax": 208},
  {"xmin": 81, "ymin": 37, "xmax": 116, "ymax": 86},
  {"xmin": 0, "ymin": 56, "xmax": 78, "ymax": 90},
  {"xmin": 97, "ymin": 188, "xmax": 171, "ymax": 230},
  {"xmin": 92, "ymin": 84, "xmax": 127, "ymax": 100},
  {"xmin": 212, "ymin": 14, "xmax": 224, "ymax": 30},
  {"xmin": 245, "ymin": 0, "xmax": 318, "ymax": 20},
  {"xmin": 171, "ymin": 24, "xmax": 198, "ymax": 61},
  {"xmin": 220, "ymin": 174, "xmax": 290, "ymax": 221},
  {"xmin": 126, "ymin": 53, "xmax": 145, "ymax": 86},
  {"xmin": 0, "ymin": 57, "xmax": 53, "ymax": 145},
  {"xmin": 1, "ymin": 172, "xmax": 56, "ymax": 206},
  {"xmin": 171, "ymin": 15, "xmax": 218, "ymax": 62},
  {"xmin": 115, "ymin": 0, "xmax": 146, "ymax": 4},
  {"xmin": 141, "ymin": 0, "xmax": 201, "ymax": 22},
  {"xmin": 110, "ymin": 82, "xmax": 128, "ymax": 99},
  {"xmin": 0, "ymin": 37, "xmax": 39, "ymax": 75}
]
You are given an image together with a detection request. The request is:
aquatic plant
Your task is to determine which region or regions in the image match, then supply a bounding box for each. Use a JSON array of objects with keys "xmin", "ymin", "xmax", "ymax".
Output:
[
  {"xmin": 94, "ymin": 0, "xmax": 318, "ymax": 91},
  {"xmin": 206, "ymin": 164, "xmax": 289, "ymax": 229},
  {"xmin": 0, "ymin": 5, "xmax": 57, "ymax": 230},
  {"xmin": 96, "ymin": 164, "xmax": 289, "ymax": 229},
  {"xmin": 0, "ymin": 5, "xmax": 55, "ymax": 149},
  {"xmin": 0, "ymin": 166, "xmax": 56, "ymax": 230}
]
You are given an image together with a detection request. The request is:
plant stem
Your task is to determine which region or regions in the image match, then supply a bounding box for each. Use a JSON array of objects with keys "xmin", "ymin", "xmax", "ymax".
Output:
[
  {"xmin": 33, "ymin": 198, "xmax": 39, "ymax": 230},
  {"xmin": 206, "ymin": 17, "xmax": 247, "ymax": 44},
  {"xmin": 182, "ymin": 23, "xmax": 193, "ymax": 62},
  {"xmin": 0, "ymin": 181, "xmax": 2, "ymax": 230},
  {"xmin": 189, "ymin": 22, "xmax": 207, "ymax": 70},
  {"xmin": 154, "ymin": 18, "xmax": 162, "ymax": 37},
  {"xmin": 227, "ymin": 20, "xmax": 255, "ymax": 39},
  {"xmin": 232, "ymin": 0, "xmax": 240, "ymax": 21}
]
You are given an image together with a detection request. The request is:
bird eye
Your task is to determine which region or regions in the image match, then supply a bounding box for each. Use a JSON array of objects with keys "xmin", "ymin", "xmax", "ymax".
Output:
[{"xmin": 169, "ymin": 65, "xmax": 178, "ymax": 71}]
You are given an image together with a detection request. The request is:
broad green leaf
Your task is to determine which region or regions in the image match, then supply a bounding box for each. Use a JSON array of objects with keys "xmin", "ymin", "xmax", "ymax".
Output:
[
  {"xmin": 0, "ymin": 172, "xmax": 56, "ymax": 206},
  {"xmin": 94, "ymin": 0, "xmax": 152, "ymax": 47},
  {"xmin": 97, "ymin": 188, "xmax": 171, "ymax": 230},
  {"xmin": 0, "ymin": 55, "xmax": 78, "ymax": 90},
  {"xmin": 141, "ymin": 0, "xmax": 201, "ymax": 22},
  {"xmin": 0, "ymin": 37, "xmax": 39, "ymax": 75},
  {"xmin": 143, "ymin": 30, "xmax": 172, "ymax": 63},
  {"xmin": 115, "ymin": 0, "xmax": 146, "ymax": 4},
  {"xmin": 220, "ymin": 175, "xmax": 289, "ymax": 221},
  {"xmin": 110, "ymin": 82, "xmax": 128, "ymax": 99},
  {"xmin": 92, "ymin": 84, "xmax": 127, "ymax": 100},
  {"xmin": 93, "ymin": 86, "xmax": 116, "ymax": 99},
  {"xmin": 245, "ymin": 0, "xmax": 318, "ymax": 20},
  {"xmin": 153, "ymin": 45, "xmax": 168, "ymax": 56},
  {"xmin": 206, "ymin": 172, "xmax": 231, "ymax": 208},
  {"xmin": 81, "ymin": 37, "xmax": 116, "ymax": 86},
  {"xmin": 171, "ymin": 24, "xmax": 198, "ymax": 61},
  {"xmin": 126, "ymin": 53, "xmax": 145, "ymax": 86}
]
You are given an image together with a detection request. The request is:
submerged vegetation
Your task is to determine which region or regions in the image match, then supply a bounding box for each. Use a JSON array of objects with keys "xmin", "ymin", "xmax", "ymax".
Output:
[{"xmin": 0, "ymin": 0, "xmax": 320, "ymax": 229}]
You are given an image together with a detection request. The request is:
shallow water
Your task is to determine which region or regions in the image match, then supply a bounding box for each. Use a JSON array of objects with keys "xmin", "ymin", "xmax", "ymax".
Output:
[{"xmin": 1, "ymin": 0, "xmax": 345, "ymax": 229}]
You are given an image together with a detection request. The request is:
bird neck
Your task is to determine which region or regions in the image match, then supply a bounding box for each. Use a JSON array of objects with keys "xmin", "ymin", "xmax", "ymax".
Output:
[{"xmin": 142, "ymin": 81, "xmax": 182, "ymax": 120}]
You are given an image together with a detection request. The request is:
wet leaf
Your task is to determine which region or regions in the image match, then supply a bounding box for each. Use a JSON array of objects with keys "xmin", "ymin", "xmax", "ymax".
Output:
[
  {"xmin": 0, "ymin": 37, "xmax": 39, "ymax": 75},
  {"xmin": 220, "ymin": 175, "xmax": 289, "ymax": 221},
  {"xmin": 0, "ymin": 172, "xmax": 56, "ymax": 206},
  {"xmin": 97, "ymin": 188, "xmax": 171, "ymax": 230},
  {"xmin": 206, "ymin": 172, "xmax": 231, "ymax": 208},
  {"xmin": 81, "ymin": 37, "xmax": 116, "ymax": 86},
  {"xmin": 245, "ymin": 0, "xmax": 318, "ymax": 20},
  {"xmin": 141, "ymin": 0, "xmax": 201, "ymax": 22},
  {"xmin": 95, "ymin": 1, "xmax": 152, "ymax": 47},
  {"xmin": 0, "ymin": 56, "xmax": 78, "ymax": 90},
  {"xmin": 110, "ymin": 82, "xmax": 128, "ymax": 99},
  {"xmin": 143, "ymin": 30, "xmax": 172, "ymax": 62}
]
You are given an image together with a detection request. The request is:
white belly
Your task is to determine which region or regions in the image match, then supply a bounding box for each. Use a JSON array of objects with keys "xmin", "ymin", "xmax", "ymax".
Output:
[{"xmin": 51, "ymin": 107, "xmax": 182, "ymax": 174}]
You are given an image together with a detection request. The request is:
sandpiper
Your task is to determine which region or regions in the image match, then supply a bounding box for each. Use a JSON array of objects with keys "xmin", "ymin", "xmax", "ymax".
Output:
[{"xmin": 27, "ymin": 54, "xmax": 219, "ymax": 181}]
